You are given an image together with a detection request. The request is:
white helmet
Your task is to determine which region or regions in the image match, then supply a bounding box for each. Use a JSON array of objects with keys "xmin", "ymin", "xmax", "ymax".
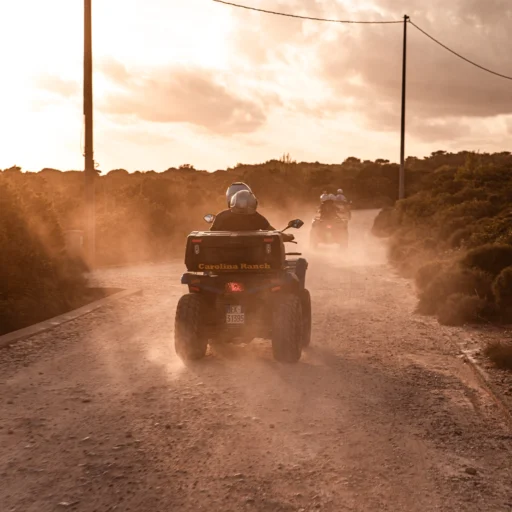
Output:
[
  {"xmin": 226, "ymin": 182, "xmax": 252, "ymax": 207},
  {"xmin": 337, "ymin": 189, "xmax": 343, "ymax": 194},
  {"xmin": 230, "ymin": 190, "xmax": 258, "ymax": 214}
]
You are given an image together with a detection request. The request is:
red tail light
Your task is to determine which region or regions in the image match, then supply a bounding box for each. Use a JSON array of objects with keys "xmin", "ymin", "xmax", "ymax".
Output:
[
  {"xmin": 225, "ymin": 282, "xmax": 244, "ymax": 292},
  {"xmin": 327, "ymin": 225, "xmax": 332, "ymax": 229}
]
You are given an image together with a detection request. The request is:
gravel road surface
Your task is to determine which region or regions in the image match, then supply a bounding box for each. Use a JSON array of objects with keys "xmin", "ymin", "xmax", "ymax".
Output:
[{"xmin": 1, "ymin": 210, "xmax": 511, "ymax": 512}]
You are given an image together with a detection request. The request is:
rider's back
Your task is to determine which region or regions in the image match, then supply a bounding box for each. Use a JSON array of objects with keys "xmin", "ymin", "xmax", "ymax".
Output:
[
  {"xmin": 318, "ymin": 200, "xmax": 338, "ymax": 219},
  {"xmin": 210, "ymin": 209, "xmax": 272, "ymax": 231}
]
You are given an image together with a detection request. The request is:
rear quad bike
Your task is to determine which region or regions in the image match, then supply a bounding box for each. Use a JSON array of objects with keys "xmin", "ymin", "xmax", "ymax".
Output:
[
  {"xmin": 174, "ymin": 217, "xmax": 311, "ymax": 363},
  {"xmin": 309, "ymin": 215, "xmax": 349, "ymax": 250}
]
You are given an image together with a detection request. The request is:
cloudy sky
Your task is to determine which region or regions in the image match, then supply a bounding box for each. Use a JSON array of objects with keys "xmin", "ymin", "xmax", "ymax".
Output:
[{"xmin": 1, "ymin": 0, "xmax": 511, "ymax": 172}]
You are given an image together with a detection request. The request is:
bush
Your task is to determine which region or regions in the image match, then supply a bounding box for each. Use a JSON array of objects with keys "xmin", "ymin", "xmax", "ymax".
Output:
[
  {"xmin": 415, "ymin": 260, "xmax": 446, "ymax": 291},
  {"xmin": 437, "ymin": 293, "xmax": 486, "ymax": 326},
  {"xmin": 372, "ymin": 207, "xmax": 400, "ymax": 238},
  {"xmin": 484, "ymin": 341, "xmax": 512, "ymax": 369},
  {"xmin": 492, "ymin": 266, "xmax": 512, "ymax": 317},
  {"xmin": 438, "ymin": 216, "xmax": 475, "ymax": 242},
  {"xmin": 417, "ymin": 266, "xmax": 493, "ymax": 315},
  {"xmin": 461, "ymin": 243, "xmax": 512, "ymax": 277},
  {"xmin": 0, "ymin": 178, "xmax": 89, "ymax": 335},
  {"xmin": 448, "ymin": 228, "xmax": 472, "ymax": 249}
]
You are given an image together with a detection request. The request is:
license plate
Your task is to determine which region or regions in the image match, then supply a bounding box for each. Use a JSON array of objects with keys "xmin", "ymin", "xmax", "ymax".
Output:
[{"xmin": 226, "ymin": 305, "xmax": 245, "ymax": 324}]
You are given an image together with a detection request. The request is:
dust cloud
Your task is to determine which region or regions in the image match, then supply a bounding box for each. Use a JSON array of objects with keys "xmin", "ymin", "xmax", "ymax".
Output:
[{"xmin": 5, "ymin": 207, "xmax": 512, "ymax": 512}]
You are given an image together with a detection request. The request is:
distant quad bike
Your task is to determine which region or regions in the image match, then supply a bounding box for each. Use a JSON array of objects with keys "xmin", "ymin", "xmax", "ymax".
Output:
[
  {"xmin": 174, "ymin": 216, "xmax": 311, "ymax": 363},
  {"xmin": 310, "ymin": 200, "xmax": 350, "ymax": 250}
]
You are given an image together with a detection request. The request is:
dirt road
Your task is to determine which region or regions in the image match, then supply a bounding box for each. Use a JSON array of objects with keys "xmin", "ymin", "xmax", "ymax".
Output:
[{"xmin": 1, "ymin": 210, "xmax": 512, "ymax": 512}]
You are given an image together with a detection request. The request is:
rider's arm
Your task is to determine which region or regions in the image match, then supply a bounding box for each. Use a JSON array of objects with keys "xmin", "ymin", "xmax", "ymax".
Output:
[{"xmin": 255, "ymin": 212, "xmax": 275, "ymax": 230}]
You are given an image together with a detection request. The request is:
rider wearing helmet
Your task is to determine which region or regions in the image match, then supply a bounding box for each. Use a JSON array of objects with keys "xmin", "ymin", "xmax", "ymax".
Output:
[
  {"xmin": 210, "ymin": 183, "xmax": 275, "ymax": 231},
  {"xmin": 335, "ymin": 188, "xmax": 348, "ymax": 202},
  {"xmin": 320, "ymin": 190, "xmax": 329, "ymax": 202},
  {"xmin": 225, "ymin": 182, "xmax": 252, "ymax": 208},
  {"xmin": 334, "ymin": 188, "xmax": 351, "ymax": 219}
]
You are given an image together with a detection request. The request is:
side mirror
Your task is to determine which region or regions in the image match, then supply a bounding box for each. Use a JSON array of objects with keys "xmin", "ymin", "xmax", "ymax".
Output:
[
  {"xmin": 287, "ymin": 219, "xmax": 304, "ymax": 230},
  {"xmin": 204, "ymin": 214, "xmax": 215, "ymax": 224}
]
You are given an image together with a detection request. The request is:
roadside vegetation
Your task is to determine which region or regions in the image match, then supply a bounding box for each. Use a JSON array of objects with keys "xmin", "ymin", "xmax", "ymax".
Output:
[
  {"xmin": 1, "ymin": 154, "xmax": 416, "ymax": 334},
  {"xmin": 0, "ymin": 172, "xmax": 94, "ymax": 335},
  {"xmin": 372, "ymin": 151, "xmax": 512, "ymax": 369},
  {"xmin": 4, "ymin": 149, "xmax": 512, "ymax": 356}
]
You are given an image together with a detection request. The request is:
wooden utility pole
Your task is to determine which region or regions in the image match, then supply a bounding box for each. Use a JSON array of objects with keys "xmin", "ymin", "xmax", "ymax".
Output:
[
  {"xmin": 399, "ymin": 14, "xmax": 409, "ymax": 200},
  {"xmin": 84, "ymin": 0, "xmax": 95, "ymax": 265}
]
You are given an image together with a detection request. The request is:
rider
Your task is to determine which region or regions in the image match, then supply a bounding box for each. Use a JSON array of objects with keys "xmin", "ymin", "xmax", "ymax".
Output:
[
  {"xmin": 210, "ymin": 183, "xmax": 300, "ymax": 281},
  {"xmin": 318, "ymin": 197, "xmax": 338, "ymax": 219},
  {"xmin": 335, "ymin": 189, "xmax": 348, "ymax": 203},
  {"xmin": 211, "ymin": 188, "xmax": 275, "ymax": 231},
  {"xmin": 211, "ymin": 184, "xmax": 293, "ymax": 238},
  {"xmin": 320, "ymin": 190, "xmax": 329, "ymax": 202},
  {"xmin": 334, "ymin": 188, "xmax": 351, "ymax": 219}
]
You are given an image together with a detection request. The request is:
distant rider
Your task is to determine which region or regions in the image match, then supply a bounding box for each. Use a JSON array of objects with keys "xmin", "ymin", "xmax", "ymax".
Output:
[
  {"xmin": 320, "ymin": 190, "xmax": 329, "ymax": 202},
  {"xmin": 334, "ymin": 188, "xmax": 351, "ymax": 219},
  {"xmin": 335, "ymin": 189, "xmax": 348, "ymax": 203}
]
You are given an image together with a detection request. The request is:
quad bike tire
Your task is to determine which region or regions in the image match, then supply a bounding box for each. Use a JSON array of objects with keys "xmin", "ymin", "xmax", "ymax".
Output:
[
  {"xmin": 174, "ymin": 293, "xmax": 208, "ymax": 361},
  {"xmin": 301, "ymin": 289, "xmax": 312, "ymax": 348},
  {"xmin": 271, "ymin": 294, "xmax": 303, "ymax": 363}
]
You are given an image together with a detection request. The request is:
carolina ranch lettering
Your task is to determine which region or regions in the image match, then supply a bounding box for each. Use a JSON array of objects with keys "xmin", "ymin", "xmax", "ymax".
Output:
[{"xmin": 198, "ymin": 263, "xmax": 271, "ymax": 270}]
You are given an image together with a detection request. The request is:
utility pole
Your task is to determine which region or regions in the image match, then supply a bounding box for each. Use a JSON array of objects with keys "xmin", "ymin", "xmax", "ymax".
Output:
[
  {"xmin": 84, "ymin": 0, "xmax": 95, "ymax": 265},
  {"xmin": 399, "ymin": 14, "xmax": 409, "ymax": 200}
]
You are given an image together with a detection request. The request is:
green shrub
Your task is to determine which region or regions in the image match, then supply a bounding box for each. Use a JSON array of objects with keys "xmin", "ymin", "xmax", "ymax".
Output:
[
  {"xmin": 372, "ymin": 207, "xmax": 400, "ymax": 238},
  {"xmin": 417, "ymin": 266, "xmax": 493, "ymax": 315},
  {"xmin": 0, "ymin": 178, "xmax": 88, "ymax": 335},
  {"xmin": 461, "ymin": 243, "xmax": 512, "ymax": 277},
  {"xmin": 438, "ymin": 216, "xmax": 475, "ymax": 241},
  {"xmin": 484, "ymin": 341, "xmax": 512, "ymax": 369},
  {"xmin": 437, "ymin": 293, "xmax": 487, "ymax": 326},
  {"xmin": 492, "ymin": 266, "xmax": 512, "ymax": 315},
  {"xmin": 415, "ymin": 260, "xmax": 446, "ymax": 291},
  {"xmin": 448, "ymin": 228, "xmax": 472, "ymax": 249}
]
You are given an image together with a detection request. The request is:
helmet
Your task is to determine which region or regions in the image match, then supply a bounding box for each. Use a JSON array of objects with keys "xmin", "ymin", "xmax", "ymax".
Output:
[
  {"xmin": 226, "ymin": 182, "xmax": 252, "ymax": 207},
  {"xmin": 337, "ymin": 189, "xmax": 343, "ymax": 194},
  {"xmin": 230, "ymin": 190, "xmax": 258, "ymax": 214}
]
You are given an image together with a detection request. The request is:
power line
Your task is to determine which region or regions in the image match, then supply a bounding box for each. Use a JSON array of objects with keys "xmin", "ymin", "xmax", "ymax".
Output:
[
  {"xmin": 214, "ymin": 1, "xmax": 512, "ymax": 81},
  {"xmin": 212, "ymin": 0, "xmax": 403, "ymax": 24},
  {"xmin": 409, "ymin": 21, "xmax": 512, "ymax": 81}
]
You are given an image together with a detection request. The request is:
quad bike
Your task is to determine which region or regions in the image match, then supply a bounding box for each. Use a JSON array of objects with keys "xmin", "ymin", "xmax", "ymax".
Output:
[
  {"xmin": 309, "ymin": 201, "xmax": 350, "ymax": 250},
  {"xmin": 174, "ymin": 216, "xmax": 312, "ymax": 363}
]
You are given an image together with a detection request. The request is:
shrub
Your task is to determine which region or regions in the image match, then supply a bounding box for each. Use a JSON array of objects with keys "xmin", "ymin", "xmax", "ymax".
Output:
[
  {"xmin": 461, "ymin": 243, "xmax": 512, "ymax": 277},
  {"xmin": 484, "ymin": 341, "xmax": 512, "ymax": 369},
  {"xmin": 437, "ymin": 293, "xmax": 487, "ymax": 326},
  {"xmin": 492, "ymin": 266, "xmax": 512, "ymax": 316},
  {"xmin": 448, "ymin": 228, "xmax": 472, "ymax": 249},
  {"xmin": 438, "ymin": 216, "xmax": 475, "ymax": 241},
  {"xmin": 0, "ymin": 179, "xmax": 89, "ymax": 335},
  {"xmin": 415, "ymin": 260, "xmax": 446, "ymax": 291},
  {"xmin": 372, "ymin": 207, "xmax": 400, "ymax": 238},
  {"xmin": 417, "ymin": 266, "xmax": 493, "ymax": 315}
]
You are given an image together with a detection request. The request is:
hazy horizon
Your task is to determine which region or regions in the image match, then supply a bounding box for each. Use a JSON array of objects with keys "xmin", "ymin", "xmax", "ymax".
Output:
[{"xmin": 2, "ymin": 0, "xmax": 511, "ymax": 173}]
